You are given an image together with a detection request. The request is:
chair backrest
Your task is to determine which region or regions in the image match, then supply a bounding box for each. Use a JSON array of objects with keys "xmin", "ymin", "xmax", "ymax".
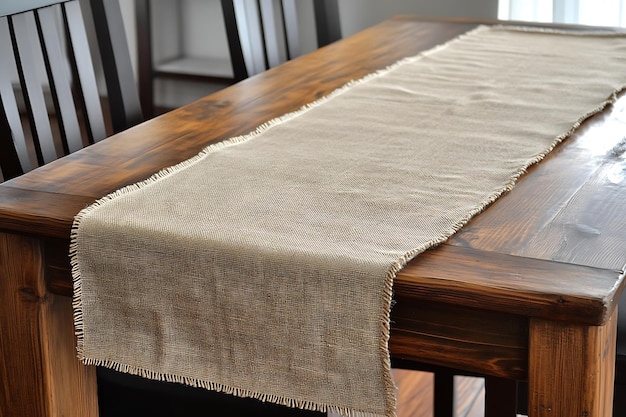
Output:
[
  {"xmin": 0, "ymin": 0, "xmax": 142, "ymax": 181},
  {"xmin": 233, "ymin": 0, "xmax": 342, "ymax": 76}
]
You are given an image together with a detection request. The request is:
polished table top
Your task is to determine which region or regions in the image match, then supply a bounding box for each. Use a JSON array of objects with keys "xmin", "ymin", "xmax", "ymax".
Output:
[{"xmin": 0, "ymin": 15, "xmax": 625, "ymax": 417}]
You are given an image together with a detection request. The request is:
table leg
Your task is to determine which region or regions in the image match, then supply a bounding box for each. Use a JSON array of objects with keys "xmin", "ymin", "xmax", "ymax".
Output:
[
  {"xmin": 433, "ymin": 371, "xmax": 454, "ymax": 417},
  {"xmin": 0, "ymin": 233, "xmax": 98, "ymax": 417},
  {"xmin": 528, "ymin": 309, "xmax": 617, "ymax": 417},
  {"xmin": 484, "ymin": 376, "xmax": 517, "ymax": 417}
]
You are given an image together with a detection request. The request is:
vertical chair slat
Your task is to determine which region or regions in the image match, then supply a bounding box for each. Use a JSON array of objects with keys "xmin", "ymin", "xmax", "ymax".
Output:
[
  {"xmin": 222, "ymin": 0, "xmax": 249, "ymax": 82},
  {"xmin": 233, "ymin": 0, "xmax": 266, "ymax": 76},
  {"xmin": 1, "ymin": 0, "xmax": 143, "ymax": 181},
  {"xmin": 62, "ymin": 0, "xmax": 106, "ymax": 144},
  {"xmin": 35, "ymin": 4, "xmax": 83, "ymax": 155},
  {"xmin": 9, "ymin": 11, "xmax": 58, "ymax": 165},
  {"xmin": 313, "ymin": 0, "xmax": 342, "ymax": 47},
  {"xmin": 281, "ymin": 0, "xmax": 300, "ymax": 58},
  {"xmin": 134, "ymin": 0, "xmax": 154, "ymax": 117},
  {"xmin": 0, "ymin": 1, "xmax": 70, "ymax": 17},
  {"xmin": 0, "ymin": 97, "xmax": 24, "ymax": 181},
  {"xmin": 88, "ymin": 0, "xmax": 142, "ymax": 134},
  {"xmin": 259, "ymin": 0, "xmax": 288, "ymax": 68},
  {"xmin": 0, "ymin": 17, "xmax": 32, "ymax": 177}
]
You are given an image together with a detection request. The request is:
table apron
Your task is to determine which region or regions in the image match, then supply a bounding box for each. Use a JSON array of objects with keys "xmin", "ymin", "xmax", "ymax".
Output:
[{"xmin": 390, "ymin": 297, "xmax": 529, "ymax": 380}]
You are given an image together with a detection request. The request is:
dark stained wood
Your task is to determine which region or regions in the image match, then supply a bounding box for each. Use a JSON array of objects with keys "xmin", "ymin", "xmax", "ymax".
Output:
[
  {"xmin": 313, "ymin": 0, "xmax": 342, "ymax": 47},
  {"xmin": 484, "ymin": 376, "xmax": 518, "ymax": 417},
  {"xmin": 134, "ymin": 0, "xmax": 154, "ymax": 116},
  {"xmin": 0, "ymin": 2, "xmax": 141, "ymax": 411},
  {"xmin": 528, "ymin": 310, "xmax": 617, "ymax": 417},
  {"xmin": 220, "ymin": 0, "xmax": 248, "ymax": 82},
  {"xmin": 390, "ymin": 298, "xmax": 528, "ymax": 380},
  {"xmin": 434, "ymin": 372, "xmax": 454, "ymax": 417},
  {"xmin": 0, "ymin": 0, "xmax": 142, "ymax": 180},
  {"xmin": 395, "ymin": 245, "xmax": 623, "ymax": 326},
  {"xmin": 135, "ymin": 0, "xmax": 341, "ymax": 118},
  {"xmin": 62, "ymin": 0, "xmax": 108, "ymax": 143},
  {"xmin": 44, "ymin": 238, "xmax": 73, "ymax": 294},
  {"xmin": 9, "ymin": 11, "xmax": 59, "ymax": 165},
  {"xmin": 87, "ymin": 0, "xmax": 143, "ymax": 133},
  {"xmin": 0, "ymin": 21, "xmax": 32, "ymax": 178},
  {"xmin": 0, "ymin": 18, "xmax": 479, "ymax": 235},
  {"xmin": 0, "ymin": 16, "xmax": 624, "ymax": 417},
  {"xmin": 0, "ymin": 96, "xmax": 25, "ymax": 181},
  {"xmin": 36, "ymin": 4, "xmax": 84, "ymax": 155},
  {"xmin": 450, "ymin": 93, "xmax": 626, "ymax": 272},
  {"xmin": 134, "ymin": 0, "xmax": 250, "ymax": 119},
  {"xmin": 0, "ymin": 233, "xmax": 98, "ymax": 417}
]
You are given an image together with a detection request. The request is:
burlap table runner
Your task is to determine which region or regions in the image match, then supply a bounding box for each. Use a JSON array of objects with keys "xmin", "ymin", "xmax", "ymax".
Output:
[{"xmin": 72, "ymin": 26, "xmax": 626, "ymax": 417}]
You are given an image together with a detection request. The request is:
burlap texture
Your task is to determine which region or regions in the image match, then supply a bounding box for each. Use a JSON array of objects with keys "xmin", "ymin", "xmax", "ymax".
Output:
[{"xmin": 72, "ymin": 26, "xmax": 626, "ymax": 417}]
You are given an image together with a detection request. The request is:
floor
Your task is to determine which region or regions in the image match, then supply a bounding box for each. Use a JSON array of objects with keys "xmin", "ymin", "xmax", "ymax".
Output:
[
  {"xmin": 392, "ymin": 369, "xmax": 486, "ymax": 417},
  {"xmin": 97, "ymin": 367, "xmax": 488, "ymax": 417},
  {"xmin": 329, "ymin": 369, "xmax": 487, "ymax": 417}
]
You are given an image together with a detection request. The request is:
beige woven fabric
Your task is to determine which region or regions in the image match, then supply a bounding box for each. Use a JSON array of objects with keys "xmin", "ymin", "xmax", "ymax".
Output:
[{"xmin": 72, "ymin": 26, "xmax": 626, "ymax": 417}]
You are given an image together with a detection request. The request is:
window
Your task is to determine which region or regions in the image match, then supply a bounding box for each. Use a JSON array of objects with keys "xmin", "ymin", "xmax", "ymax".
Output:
[{"xmin": 498, "ymin": 0, "xmax": 626, "ymax": 27}]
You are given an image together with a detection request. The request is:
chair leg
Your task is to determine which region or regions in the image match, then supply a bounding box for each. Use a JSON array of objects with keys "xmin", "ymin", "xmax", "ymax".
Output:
[
  {"xmin": 434, "ymin": 371, "xmax": 455, "ymax": 417},
  {"xmin": 484, "ymin": 376, "xmax": 518, "ymax": 417},
  {"xmin": 134, "ymin": 0, "xmax": 154, "ymax": 118},
  {"xmin": 516, "ymin": 380, "xmax": 528, "ymax": 416}
]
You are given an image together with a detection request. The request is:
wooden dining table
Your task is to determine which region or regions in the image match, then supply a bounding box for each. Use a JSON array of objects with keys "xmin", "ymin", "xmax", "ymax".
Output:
[{"xmin": 0, "ymin": 15, "xmax": 624, "ymax": 417}]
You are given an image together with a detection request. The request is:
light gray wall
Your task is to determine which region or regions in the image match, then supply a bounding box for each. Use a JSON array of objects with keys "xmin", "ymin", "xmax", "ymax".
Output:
[
  {"xmin": 119, "ymin": 0, "xmax": 138, "ymax": 76},
  {"xmin": 143, "ymin": 0, "xmax": 500, "ymax": 67},
  {"xmin": 338, "ymin": 0, "xmax": 499, "ymax": 37},
  {"xmin": 0, "ymin": 0, "xmax": 64, "ymax": 17},
  {"xmin": 138, "ymin": 0, "xmax": 499, "ymax": 108}
]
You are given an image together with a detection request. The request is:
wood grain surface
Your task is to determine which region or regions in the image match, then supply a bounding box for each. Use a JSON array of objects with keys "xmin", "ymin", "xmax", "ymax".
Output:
[
  {"xmin": 0, "ymin": 16, "xmax": 624, "ymax": 417},
  {"xmin": 1, "ymin": 17, "xmax": 621, "ymax": 326}
]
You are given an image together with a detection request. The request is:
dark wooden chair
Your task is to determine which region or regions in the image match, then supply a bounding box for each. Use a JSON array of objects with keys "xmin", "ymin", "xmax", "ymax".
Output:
[
  {"xmin": 0, "ymin": 0, "xmax": 142, "ymax": 182},
  {"xmin": 0, "ymin": 2, "xmax": 497, "ymax": 414},
  {"xmin": 134, "ymin": 0, "xmax": 342, "ymax": 117},
  {"xmin": 4, "ymin": 2, "xmax": 508, "ymax": 415},
  {"xmin": 0, "ymin": 2, "xmax": 325, "ymax": 415}
]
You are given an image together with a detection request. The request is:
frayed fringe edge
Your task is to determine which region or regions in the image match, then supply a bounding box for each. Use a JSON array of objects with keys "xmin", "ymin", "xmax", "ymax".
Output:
[
  {"xmin": 387, "ymin": 86, "xmax": 626, "ymax": 275},
  {"xmin": 69, "ymin": 24, "xmax": 626, "ymax": 417},
  {"xmin": 77, "ymin": 358, "xmax": 385, "ymax": 417},
  {"xmin": 70, "ymin": 25, "xmax": 490, "ymax": 417},
  {"xmin": 387, "ymin": 22, "xmax": 626, "ymax": 270}
]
